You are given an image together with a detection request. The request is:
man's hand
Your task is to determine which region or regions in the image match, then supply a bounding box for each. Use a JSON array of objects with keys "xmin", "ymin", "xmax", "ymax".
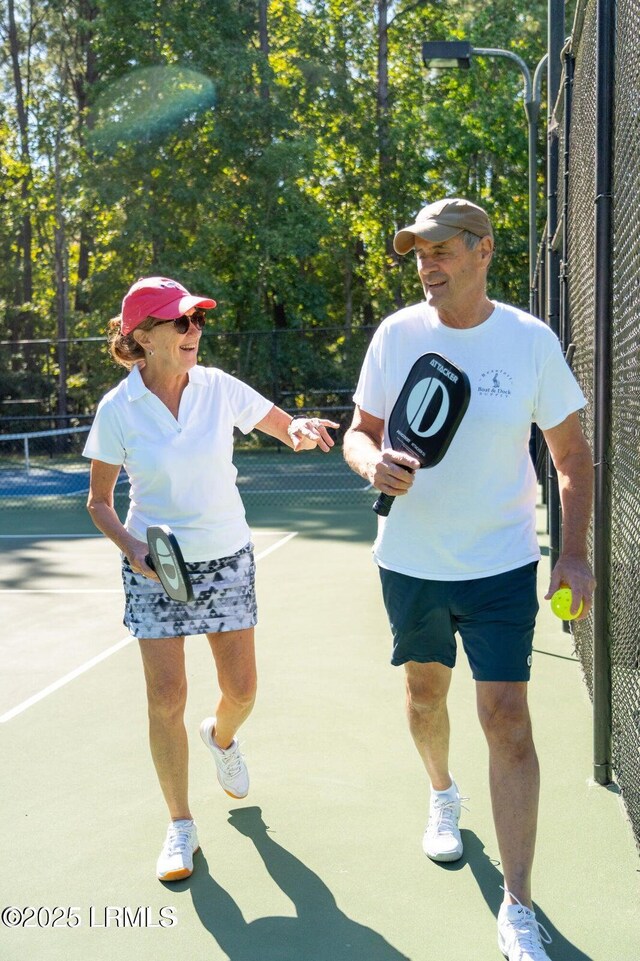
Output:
[
  {"xmin": 371, "ymin": 449, "xmax": 421, "ymax": 495},
  {"xmin": 545, "ymin": 554, "xmax": 596, "ymax": 620}
]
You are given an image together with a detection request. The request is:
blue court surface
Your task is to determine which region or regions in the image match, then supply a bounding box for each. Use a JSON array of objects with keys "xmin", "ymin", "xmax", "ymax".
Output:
[{"xmin": 0, "ymin": 466, "xmax": 94, "ymax": 498}]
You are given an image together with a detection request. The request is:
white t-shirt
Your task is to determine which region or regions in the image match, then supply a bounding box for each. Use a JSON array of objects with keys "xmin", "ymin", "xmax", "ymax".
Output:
[
  {"xmin": 353, "ymin": 301, "xmax": 586, "ymax": 580},
  {"xmin": 83, "ymin": 364, "xmax": 273, "ymax": 561}
]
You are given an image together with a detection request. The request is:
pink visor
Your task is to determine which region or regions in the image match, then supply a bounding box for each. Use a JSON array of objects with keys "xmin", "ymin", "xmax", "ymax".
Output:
[{"xmin": 121, "ymin": 276, "xmax": 217, "ymax": 334}]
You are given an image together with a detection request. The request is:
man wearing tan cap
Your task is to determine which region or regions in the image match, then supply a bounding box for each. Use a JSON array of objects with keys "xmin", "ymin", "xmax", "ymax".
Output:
[{"xmin": 344, "ymin": 198, "xmax": 594, "ymax": 961}]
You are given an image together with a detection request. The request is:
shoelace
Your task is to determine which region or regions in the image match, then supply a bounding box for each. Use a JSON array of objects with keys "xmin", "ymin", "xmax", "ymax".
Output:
[
  {"xmin": 428, "ymin": 794, "xmax": 469, "ymax": 833},
  {"xmin": 219, "ymin": 743, "xmax": 243, "ymax": 778},
  {"xmin": 166, "ymin": 826, "xmax": 192, "ymax": 857},
  {"xmin": 501, "ymin": 887, "xmax": 552, "ymax": 956},
  {"xmin": 431, "ymin": 797, "xmax": 458, "ymax": 832}
]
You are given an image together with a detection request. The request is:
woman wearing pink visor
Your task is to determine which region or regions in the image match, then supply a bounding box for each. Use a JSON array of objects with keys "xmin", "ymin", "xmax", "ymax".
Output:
[{"xmin": 83, "ymin": 276, "xmax": 338, "ymax": 881}]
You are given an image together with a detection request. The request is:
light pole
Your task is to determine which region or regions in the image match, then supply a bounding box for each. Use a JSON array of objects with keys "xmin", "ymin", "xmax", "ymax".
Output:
[{"xmin": 422, "ymin": 41, "xmax": 547, "ymax": 314}]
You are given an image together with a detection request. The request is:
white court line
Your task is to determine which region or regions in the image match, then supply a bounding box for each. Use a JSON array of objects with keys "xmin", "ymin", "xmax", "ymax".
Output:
[
  {"xmin": 253, "ymin": 530, "xmax": 298, "ymax": 559},
  {"xmin": 0, "ymin": 530, "xmax": 292, "ymax": 540},
  {"xmin": 0, "ymin": 534, "xmax": 101, "ymax": 539},
  {"xmin": 0, "ymin": 532, "xmax": 298, "ymax": 723},
  {"xmin": 0, "ymin": 636, "xmax": 135, "ymax": 724},
  {"xmin": 2, "ymin": 589, "xmax": 123, "ymax": 594},
  {"xmin": 0, "ymin": 531, "xmax": 297, "ymax": 594}
]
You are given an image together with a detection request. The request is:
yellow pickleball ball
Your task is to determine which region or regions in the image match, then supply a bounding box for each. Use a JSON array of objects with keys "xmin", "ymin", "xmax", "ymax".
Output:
[{"xmin": 550, "ymin": 587, "xmax": 583, "ymax": 620}]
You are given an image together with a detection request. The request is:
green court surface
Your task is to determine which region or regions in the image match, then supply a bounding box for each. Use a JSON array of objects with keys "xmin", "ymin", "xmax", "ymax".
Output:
[{"xmin": 0, "ymin": 499, "xmax": 638, "ymax": 961}]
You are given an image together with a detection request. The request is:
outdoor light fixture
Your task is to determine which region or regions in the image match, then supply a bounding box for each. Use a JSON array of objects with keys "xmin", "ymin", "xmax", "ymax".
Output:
[
  {"xmin": 421, "ymin": 41, "xmax": 472, "ymax": 70},
  {"xmin": 422, "ymin": 39, "xmax": 547, "ymax": 313}
]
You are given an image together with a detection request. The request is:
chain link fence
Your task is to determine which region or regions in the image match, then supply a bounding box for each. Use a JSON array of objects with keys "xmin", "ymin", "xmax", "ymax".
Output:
[
  {"xmin": 0, "ymin": 325, "xmax": 375, "ymax": 430},
  {"xmin": 607, "ymin": 0, "xmax": 640, "ymax": 844},
  {"xmin": 0, "ymin": 326, "xmax": 376, "ymax": 513},
  {"xmin": 537, "ymin": 0, "xmax": 640, "ymax": 851}
]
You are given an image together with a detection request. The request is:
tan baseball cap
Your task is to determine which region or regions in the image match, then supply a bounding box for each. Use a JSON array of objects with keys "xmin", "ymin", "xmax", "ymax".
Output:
[{"xmin": 393, "ymin": 198, "xmax": 493, "ymax": 255}]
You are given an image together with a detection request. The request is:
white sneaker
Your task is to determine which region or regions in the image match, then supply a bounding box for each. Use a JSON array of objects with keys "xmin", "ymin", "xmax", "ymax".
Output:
[
  {"xmin": 498, "ymin": 894, "xmax": 553, "ymax": 960},
  {"xmin": 422, "ymin": 780, "xmax": 464, "ymax": 862},
  {"xmin": 156, "ymin": 819, "xmax": 199, "ymax": 882},
  {"xmin": 199, "ymin": 716, "xmax": 249, "ymax": 799}
]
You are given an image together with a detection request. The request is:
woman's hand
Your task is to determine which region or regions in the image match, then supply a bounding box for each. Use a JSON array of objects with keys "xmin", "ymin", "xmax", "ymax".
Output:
[
  {"xmin": 254, "ymin": 406, "xmax": 339, "ymax": 451},
  {"xmin": 287, "ymin": 417, "xmax": 340, "ymax": 452},
  {"xmin": 126, "ymin": 538, "xmax": 161, "ymax": 581}
]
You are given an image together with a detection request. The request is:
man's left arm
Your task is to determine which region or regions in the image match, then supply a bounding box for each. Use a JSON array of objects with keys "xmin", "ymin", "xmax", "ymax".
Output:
[{"xmin": 542, "ymin": 411, "xmax": 596, "ymax": 619}]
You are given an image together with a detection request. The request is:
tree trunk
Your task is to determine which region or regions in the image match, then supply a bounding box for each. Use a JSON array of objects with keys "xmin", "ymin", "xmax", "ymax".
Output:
[
  {"xmin": 54, "ymin": 79, "xmax": 69, "ymax": 426},
  {"xmin": 377, "ymin": 0, "xmax": 403, "ymax": 307},
  {"xmin": 71, "ymin": 0, "xmax": 99, "ymax": 312},
  {"xmin": 7, "ymin": 0, "xmax": 34, "ymax": 327},
  {"xmin": 258, "ymin": 0, "xmax": 270, "ymax": 103},
  {"xmin": 344, "ymin": 245, "xmax": 353, "ymax": 336},
  {"xmin": 377, "ymin": 0, "xmax": 391, "ymax": 191}
]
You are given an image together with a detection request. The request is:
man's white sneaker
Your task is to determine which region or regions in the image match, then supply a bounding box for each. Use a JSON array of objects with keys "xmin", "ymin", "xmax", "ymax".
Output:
[
  {"xmin": 422, "ymin": 781, "xmax": 464, "ymax": 862},
  {"xmin": 199, "ymin": 716, "xmax": 249, "ymax": 799},
  {"xmin": 498, "ymin": 895, "xmax": 553, "ymax": 960},
  {"xmin": 156, "ymin": 819, "xmax": 199, "ymax": 882}
]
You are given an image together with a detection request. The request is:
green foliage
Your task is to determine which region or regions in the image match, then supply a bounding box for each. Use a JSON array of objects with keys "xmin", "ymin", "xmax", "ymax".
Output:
[{"xmin": 0, "ymin": 0, "xmax": 551, "ymax": 419}]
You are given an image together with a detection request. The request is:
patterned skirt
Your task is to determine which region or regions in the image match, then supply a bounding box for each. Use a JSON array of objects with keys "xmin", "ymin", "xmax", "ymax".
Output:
[{"xmin": 121, "ymin": 543, "xmax": 257, "ymax": 639}]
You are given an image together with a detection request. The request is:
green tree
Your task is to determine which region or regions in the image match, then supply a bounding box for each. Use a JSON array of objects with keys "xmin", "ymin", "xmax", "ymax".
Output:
[{"xmin": 0, "ymin": 0, "xmax": 550, "ymax": 421}]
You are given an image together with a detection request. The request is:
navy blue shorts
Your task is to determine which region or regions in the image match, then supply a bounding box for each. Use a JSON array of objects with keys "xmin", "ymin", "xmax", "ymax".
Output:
[{"xmin": 379, "ymin": 562, "xmax": 539, "ymax": 682}]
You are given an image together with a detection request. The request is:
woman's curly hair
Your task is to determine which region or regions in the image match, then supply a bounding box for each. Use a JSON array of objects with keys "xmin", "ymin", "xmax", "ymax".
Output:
[{"xmin": 107, "ymin": 315, "xmax": 156, "ymax": 369}]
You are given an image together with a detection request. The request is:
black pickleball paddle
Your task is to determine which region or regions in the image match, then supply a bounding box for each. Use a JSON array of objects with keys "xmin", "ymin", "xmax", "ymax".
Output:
[
  {"xmin": 145, "ymin": 525, "xmax": 194, "ymax": 603},
  {"xmin": 373, "ymin": 352, "xmax": 471, "ymax": 517}
]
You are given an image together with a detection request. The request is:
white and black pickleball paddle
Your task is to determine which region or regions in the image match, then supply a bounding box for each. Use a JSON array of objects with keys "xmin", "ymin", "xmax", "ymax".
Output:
[
  {"xmin": 145, "ymin": 525, "xmax": 194, "ymax": 603},
  {"xmin": 373, "ymin": 352, "xmax": 471, "ymax": 517}
]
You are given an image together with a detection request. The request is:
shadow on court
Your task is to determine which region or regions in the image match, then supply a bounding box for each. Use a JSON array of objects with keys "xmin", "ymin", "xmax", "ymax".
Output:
[
  {"xmin": 246, "ymin": 501, "xmax": 377, "ymax": 544},
  {"xmin": 434, "ymin": 830, "xmax": 595, "ymax": 961},
  {"xmin": 169, "ymin": 806, "xmax": 410, "ymax": 961},
  {"xmin": 2, "ymin": 496, "xmax": 378, "ymax": 544},
  {"xmin": 0, "ymin": 538, "xmax": 59, "ymax": 589}
]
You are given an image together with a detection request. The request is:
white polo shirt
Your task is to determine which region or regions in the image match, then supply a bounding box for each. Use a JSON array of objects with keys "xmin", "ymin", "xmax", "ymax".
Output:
[
  {"xmin": 83, "ymin": 364, "xmax": 273, "ymax": 561},
  {"xmin": 354, "ymin": 301, "xmax": 587, "ymax": 580}
]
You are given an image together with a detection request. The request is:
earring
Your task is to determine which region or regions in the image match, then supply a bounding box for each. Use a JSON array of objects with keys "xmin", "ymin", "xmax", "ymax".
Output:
[{"xmin": 147, "ymin": 349, "xmax": 154, "ymax": 357}]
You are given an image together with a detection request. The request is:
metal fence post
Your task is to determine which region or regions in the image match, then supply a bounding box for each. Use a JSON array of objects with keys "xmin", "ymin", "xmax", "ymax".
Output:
[
  {"xmin": 592, "ymin": 0, "xmax": 615, "ymax": 786},
  {"xmin": 546, "ymin": 0, "xmax": 564, "ymax": 576}
]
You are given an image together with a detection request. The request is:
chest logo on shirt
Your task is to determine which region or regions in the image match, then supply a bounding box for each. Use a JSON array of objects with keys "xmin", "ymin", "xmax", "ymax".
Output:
[{"xmin": 477, "ymin": 369, "xmax": 513, "ymax": 398}]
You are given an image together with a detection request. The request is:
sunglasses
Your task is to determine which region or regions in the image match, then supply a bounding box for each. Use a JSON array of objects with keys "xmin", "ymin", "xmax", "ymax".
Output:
[{"xmin": 153, "ymin": 308, "xmax": 207, "ymax": 335}]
